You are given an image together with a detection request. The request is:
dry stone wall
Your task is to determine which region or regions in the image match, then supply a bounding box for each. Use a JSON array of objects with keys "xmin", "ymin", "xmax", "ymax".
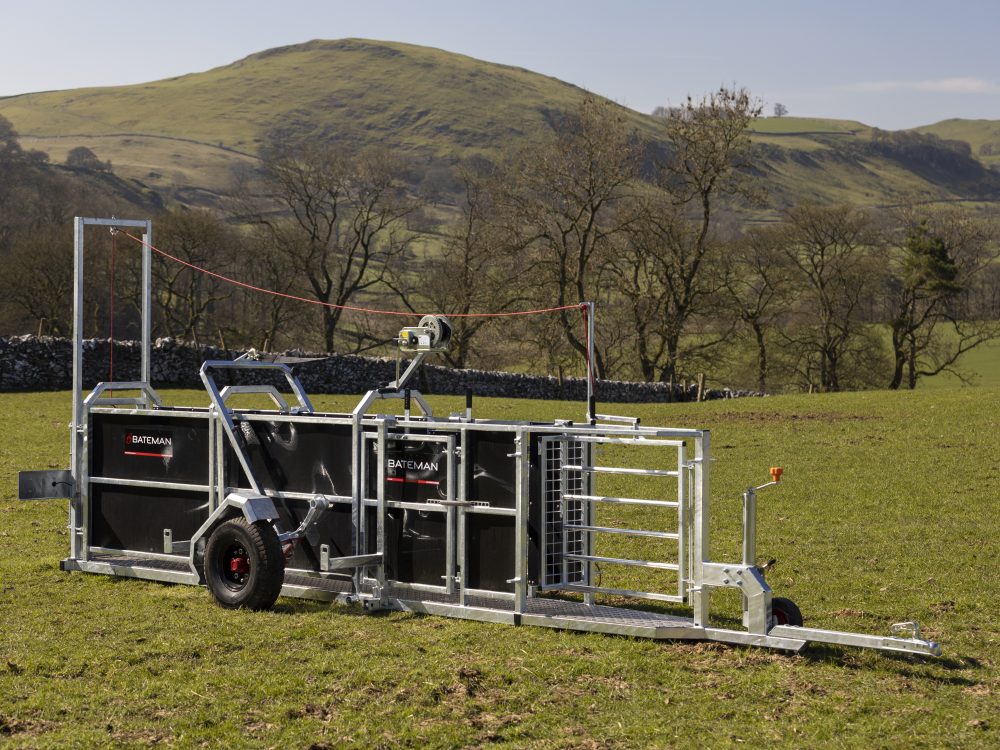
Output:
[{"xmin": 0, "ymin": 336, "xmax": 762, "ymax": 402}]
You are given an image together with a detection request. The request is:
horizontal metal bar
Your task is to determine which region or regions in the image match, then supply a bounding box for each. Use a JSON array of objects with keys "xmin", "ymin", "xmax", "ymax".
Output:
[
  {"xmin": 65, "ymin": 558, "xmax": 197, "ymax": 585},
  {"xmin": 266, "ymin": 490, "xmax": 352, "ymax": 504},
  {"xmin": 594, "ymin": 413, "xmax": 640, "ymax": 425},
  {"xmin": 557, "ymin": 583, "xmax": 684, "ymax": 603},
  {"xmin": 90, "ymin": 407, "xmax": 211, "ymax": 419},
  {"xmin": 384, "ymin": 501, "xmax": 449, "ymax": 512},
  {"xmin": 322, "ymin": 553, "xmax": 383, "ymax": 571},
  {"xmin": 384, "ymin": 581, "xmax": 450, "ymax": 595},
  {"xmin": 564, "ymin": 554, "xmax": 679, "ymax": 571},
  {"xmin": 90, "ymin": 397, "xmax": 154, "ymax": 407},
  {"xmin": 564, "ymin": 494, "xmax": 679, "ymax": 508},
  {"xmin": 463, "ymin": 588, "xmax": 516, "ymax": 601},
  {"xmin": 90, "ymin": 476, "xmax": 211, "ymax": 494},
  {"xmin": 569, "ymin": 436, "xmax": 684, "ymax": 447},
  {"xmin": 362, "ymin": 498, "xmax": 512, "ymax": 516},
  {"xmin": 90, "ymin": 547, "xmax": 189, "ymax": 563},
  {"xmin": 81, "ymin": 217, "xmax": 150, "ymax": 228},
  {"xmin": 371, "ymin": 418, "xmax": 707, "ymax": 440},
  {"xmin": 562, "ymin": 465, "xmax": 679, "ymax": 477},
  {"xmin": 385, "ymin": 433, "xmax": 452, "ymax": 444},
  {"xmin": 565, "ymin": 524, "xmax": 678, "ymax": 540},
  {"xmin": 769, "ymin": 625, "xmax": 941, "ymax": 656}
]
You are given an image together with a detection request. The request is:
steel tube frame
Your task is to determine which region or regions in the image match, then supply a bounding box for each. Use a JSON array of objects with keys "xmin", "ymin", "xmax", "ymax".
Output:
[{"xmin": 55, "ymin": 229, "xmax": 941, "ymax": 655}]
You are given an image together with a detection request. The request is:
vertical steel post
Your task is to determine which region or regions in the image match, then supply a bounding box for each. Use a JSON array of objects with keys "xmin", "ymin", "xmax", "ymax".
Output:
[
  {"xmin": 692, "ymin": 431, "xmax": 711, "ymax": 627},
  {"xmin": 514, "ymin": 430, "xmax": 529, "ymax": 615},
  {"xmin": 374, "ymin": 420, "xmax": 388, "ymax": 595},
  {"xmin": 141, "ymin": 222, "xmax": 152, "ymax": 387},
  {"xmin": 70, "ymin": 218, "xmax": 85, "ymax": 560},
  {"xmin": 585, "ymin": 301, "xmax": 595, "ymax": 423},
  {"xmin": 444, "ymin": 435, "xmax": 456, "ymax": 596},
  {"xmin": 72, "ymin": 217, "xmax": 84, "ymax": 471},
  {"xmin": 742, "ymin": 488, "xmax": 757, "ymax": 567},
  {"xmin": 677, "ymin": 443, "xmax": 687, "ymax": 602}
]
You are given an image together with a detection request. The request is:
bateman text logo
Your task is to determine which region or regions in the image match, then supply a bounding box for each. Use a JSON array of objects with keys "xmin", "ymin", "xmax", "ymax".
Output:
[{"xmin": 124, "ymin": 430, "xmax": 174, "ymax": 458}]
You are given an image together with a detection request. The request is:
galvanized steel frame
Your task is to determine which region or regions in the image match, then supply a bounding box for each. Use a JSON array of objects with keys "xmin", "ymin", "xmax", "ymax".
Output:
[{"xmin": 53, "ymin": 216, "xmax": 941, "ymax": 657}]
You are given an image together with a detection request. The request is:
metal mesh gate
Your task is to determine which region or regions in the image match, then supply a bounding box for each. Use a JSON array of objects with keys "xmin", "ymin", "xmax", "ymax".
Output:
[{"xmin": 539, "ymin": 434, "xmax": 688, "ymax": 603}]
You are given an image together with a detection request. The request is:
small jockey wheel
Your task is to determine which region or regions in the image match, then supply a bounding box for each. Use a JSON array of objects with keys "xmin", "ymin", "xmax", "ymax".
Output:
[
  {"xmin": 204, "ymin": 518, "xmax": 285, "ymax": 610},
  {"xmin": 771, "ymin": 596, "xmax": 804, "ymax": 628}
]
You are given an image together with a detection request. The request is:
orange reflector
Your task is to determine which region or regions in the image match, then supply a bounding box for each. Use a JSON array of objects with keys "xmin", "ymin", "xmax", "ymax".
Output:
[{"xmin": 770, "ymin": 467, "xmax": 783, "ymax": 483}]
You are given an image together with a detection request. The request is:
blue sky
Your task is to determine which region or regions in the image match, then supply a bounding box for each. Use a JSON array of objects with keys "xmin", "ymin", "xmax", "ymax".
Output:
[{"xmin": 1, "ymin": 0, "xmax": 998, "ymax": 129}]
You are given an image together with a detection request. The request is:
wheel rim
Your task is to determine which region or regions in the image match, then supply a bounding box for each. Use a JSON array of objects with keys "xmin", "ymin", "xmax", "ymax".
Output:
[
  {"xmin": 221, "ymin": 543, "xmax": 251, "ymax": 591},
  {"xmin": 773, "ymin": 608, "xmax": 789, "ymax": 626}
]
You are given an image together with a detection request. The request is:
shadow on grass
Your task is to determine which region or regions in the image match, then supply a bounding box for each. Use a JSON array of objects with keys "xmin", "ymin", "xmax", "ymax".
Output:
[{"xmin": 797, "ymin": 643, "xmax": 982, "ymax": 681}]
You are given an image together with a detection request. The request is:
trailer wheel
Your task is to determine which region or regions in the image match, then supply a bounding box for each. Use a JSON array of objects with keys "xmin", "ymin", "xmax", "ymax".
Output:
[
  {"xmin": 771, "ymin": 597, "xmax": 804, "ymax": 627},
  {"xmin": 204, "ymin": 518, "xmax": 284, "ymax": 610}
]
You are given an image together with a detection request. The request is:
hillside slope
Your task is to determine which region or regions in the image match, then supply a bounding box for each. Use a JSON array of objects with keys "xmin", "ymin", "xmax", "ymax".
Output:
[
  {"xmin": 1, "ymin": 39, "xmax": 997, "ymax": 211},
  {"xmin": 916, "ymin": 118, "xmax": 1000, "ymax": 168}
]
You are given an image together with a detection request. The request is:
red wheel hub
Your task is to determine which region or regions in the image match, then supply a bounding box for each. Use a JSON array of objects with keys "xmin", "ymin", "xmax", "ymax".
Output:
[{"xmin": 229, "ymin": 555, "xmax": 250, "ymax": 575}]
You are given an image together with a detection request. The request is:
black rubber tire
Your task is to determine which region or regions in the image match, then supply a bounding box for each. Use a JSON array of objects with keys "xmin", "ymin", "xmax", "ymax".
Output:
[
  {"xmin": 771, "ymin": 596, "xmax": 804, "ymax": 627},
  {"xmin": 204, "ymin": 518, "xmax": 284, "ymax": 611}
]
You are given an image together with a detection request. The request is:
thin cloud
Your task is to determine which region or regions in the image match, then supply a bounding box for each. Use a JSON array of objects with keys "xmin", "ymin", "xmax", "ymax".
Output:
[{"xmin": 842, "ymin": 77, "xmax": 1000, "ymax": 94}]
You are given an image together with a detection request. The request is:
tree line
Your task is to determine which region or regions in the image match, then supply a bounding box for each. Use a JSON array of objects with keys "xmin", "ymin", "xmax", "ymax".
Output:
[{"xmin": 1, "ymin": 95, "xmax": 998, "ymax": 393}]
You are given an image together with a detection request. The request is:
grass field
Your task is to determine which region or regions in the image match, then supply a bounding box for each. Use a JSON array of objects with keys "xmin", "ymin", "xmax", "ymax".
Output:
[{"xmin": 1, "ymin": 388, "xmax": 998, "ymax": 748}]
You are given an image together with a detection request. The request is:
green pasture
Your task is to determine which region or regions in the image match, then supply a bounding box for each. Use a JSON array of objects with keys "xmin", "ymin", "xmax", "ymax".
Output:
[
  {"xmin": 750, "ymin": 116, "xmax": 870, "ymax": 135},
  {"xmin": 1, "ymin": 388, "xmax": 998, "ymax": 748}
]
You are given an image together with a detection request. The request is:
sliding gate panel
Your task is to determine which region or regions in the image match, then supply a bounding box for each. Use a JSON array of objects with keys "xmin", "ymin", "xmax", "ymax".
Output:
[{"xmin": 367, "ymin": 432, "xmax": 457, "ymax": 593}]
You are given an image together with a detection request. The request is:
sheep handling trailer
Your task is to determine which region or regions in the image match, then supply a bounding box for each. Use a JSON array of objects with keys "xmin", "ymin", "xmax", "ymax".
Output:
[{"xmin": 18, "ymin": 217, "xmax": 941, "ymax": 657}]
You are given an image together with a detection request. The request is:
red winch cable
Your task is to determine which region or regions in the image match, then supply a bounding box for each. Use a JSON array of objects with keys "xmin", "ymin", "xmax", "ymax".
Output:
[{"xmin": 119, "ymin": 231, "xmax": 586, "ymax": 320}]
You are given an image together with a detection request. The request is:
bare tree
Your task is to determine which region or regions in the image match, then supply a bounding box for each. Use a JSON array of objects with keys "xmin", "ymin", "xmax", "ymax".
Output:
[
  {"xmin": 722, "ymin": 226, "xmax": 796, "ymax": 391},
  {"xmin": 0, "ymin": 226, "xmax": 73, "ymax": 335},
  {"xmin": 389, "ymin": 165, "xmax": 529, "ymax": 368},
  {"xmin": 232, "ymin": 231, "xmax": 310, "ymax": 351},
  {"xmin": 501, "ymin": 95, "xmax": 641, "ymax": 378},
  {"xmin": 779, "ymin": 203, "xmax": 885, "ymax": 391},
  {"xmin": 773, "ymin": 103, "xmax": 788, "ymax": 117},
  {"xmin": 616, "ymin": 86, "xmax": 763, "ymax": 384},
  {"xmin": 242, "ymin": 142, "xmax": 420, "ymax": 352},
  {"xmin": 152, "ymin": 209, "xmax": 238, "ymax": 345}
]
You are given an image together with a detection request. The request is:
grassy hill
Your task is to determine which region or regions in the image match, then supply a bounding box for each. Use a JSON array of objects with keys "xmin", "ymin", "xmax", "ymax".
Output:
[
  {"xmin": 917, "ymin": 118, "xmax": 1000, "ymax": 169},
  {"xmin": 1, "ymin": 39, "xmax": 998, "ymax": 211}
]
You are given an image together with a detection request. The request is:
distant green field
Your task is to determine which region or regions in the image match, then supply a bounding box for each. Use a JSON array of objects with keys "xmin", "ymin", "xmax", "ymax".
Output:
[
  {"xmin": 751, "ymin": 116, "xmax": 870, "ymax": 135},
  {"xmin": 2, "ymin": 388, "xmax": 997, "ymax": 747},
  {"xmin": 917, "ymin": 338, "xmax": 1000, "ymax": 389}
]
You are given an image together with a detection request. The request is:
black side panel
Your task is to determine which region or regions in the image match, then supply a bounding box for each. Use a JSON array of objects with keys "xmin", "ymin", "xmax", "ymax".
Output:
[
  {"xmin": 465, "ymin": 514, "xmax": 515, "ymax": 593},
  {"xmin": 91, "ymin": 485, "xmax": 209, "ymax": 553},
  {"xmin": 92, "ymin": 414, "xmax": 209, "ymax": 485},
  {"xmin": 383, "ymin": 509, "xmax": 446, "ymax": 586},
  {"xmin": 276, "ymin": 499, "xmax": 354, "ymax": 571},
  {"xmin": 227, "ymin": 420, "xmax": 353, "ymax": 496},
  {"xmin": 466, "ymin": 432, "xmax": 517, "ymax": 509},
  {"xmin": 366, "ymin": 434, "xmax": 449, "ymax": 503}
]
